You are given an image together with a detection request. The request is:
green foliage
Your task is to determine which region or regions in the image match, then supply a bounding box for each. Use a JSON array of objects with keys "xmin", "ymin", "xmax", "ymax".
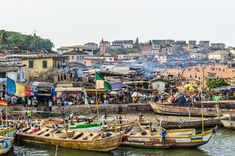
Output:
[
  {"xmin": 109, "ymin": 48, "xmax": 140, "ymax": 54},
  {"xmin": 0, "ymin": 29, "xmax": 54, "ymax": 51},
  {"xmin": 133, "ymin": 37, "xmax": 139, "ymax": 48},
  {"xmin": 207, "ymin": 79, "xmax": 230, "ymax": 89}
]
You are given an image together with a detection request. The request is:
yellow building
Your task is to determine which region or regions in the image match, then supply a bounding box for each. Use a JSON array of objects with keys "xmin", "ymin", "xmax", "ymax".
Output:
[{"xmin": 22, "ymin": 55, "xmax": 66, "ymax": 80}]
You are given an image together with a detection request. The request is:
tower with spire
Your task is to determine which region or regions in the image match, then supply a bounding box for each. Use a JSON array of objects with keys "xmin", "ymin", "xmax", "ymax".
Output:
[{"xmin": 99, "ymin": 38, "xmax": 106, "ymax": 56}]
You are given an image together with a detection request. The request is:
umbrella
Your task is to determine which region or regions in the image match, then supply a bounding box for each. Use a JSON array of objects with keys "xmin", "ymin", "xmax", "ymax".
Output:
[{"xmin": 131, "ymin": 92, "xmax": 143, "ymax": 97}]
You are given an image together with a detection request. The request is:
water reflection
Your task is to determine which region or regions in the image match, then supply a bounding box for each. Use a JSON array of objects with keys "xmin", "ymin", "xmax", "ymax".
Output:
[{"xmin": 7, "ymin": 129, "xmax": 235, "ymax": 156}]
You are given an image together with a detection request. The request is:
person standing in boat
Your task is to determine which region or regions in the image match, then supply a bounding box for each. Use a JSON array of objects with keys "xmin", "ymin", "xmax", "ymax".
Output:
[{"xmin": 161, "ymin": 128, "xmax": 166, "ymax": 144}]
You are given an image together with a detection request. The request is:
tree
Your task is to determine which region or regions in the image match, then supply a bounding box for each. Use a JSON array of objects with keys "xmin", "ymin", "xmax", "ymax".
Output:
[
  {"xmin": 0, "ymin": 29, "xmax": 54, "ymax": 51},
  {"xmin": 133, "ymin": 37, "xmax": 139, "ymax": 48},
  {"xmin": 0, "ymin": 30, "xmax": 8, "ymax": 49},
  {"xmin": 207, "ymin": 79, "xmax": 229, "ymax": 89}
]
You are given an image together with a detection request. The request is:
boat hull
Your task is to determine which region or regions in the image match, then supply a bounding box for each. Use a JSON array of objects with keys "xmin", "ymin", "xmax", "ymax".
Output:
[
  {"xmin": 156, "ymin": 117, "xmax": 221, "ymax": 129},
  {"xmin": 150, "ymin": 103, "xmax": 231, "ymax": 117},
  {"xmin": 121, "ymin": 129, "xmax": 213, "ymax": 148},
  {"xmin": 17, "ymin": 131, "xmax": 123, "ymax": 152},
  {"xmin": 220, "ymin": 119, "xmax": 235, "ymax": 130},
  {"xmin": 0, "ymin": 128, "xmax": 17, "ymax": 154}
]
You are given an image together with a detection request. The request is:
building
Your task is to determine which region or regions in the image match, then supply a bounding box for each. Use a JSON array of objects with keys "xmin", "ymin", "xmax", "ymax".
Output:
[
  {"xmin": 62, "ymin": 51, "xmax": 92, "ymax": 63},
  {"xmin": 208, "ymin": 50, "xmax": 229, "ymax": 61},
  {"xmin": 188, "ymin": 40, "xmax": 196, "ymax": 46},
  {"xmin": 83, "ymin": 55, "xmax": 118, "ymax": 66},
  {"xmin": 155, "ymin": 55, "xmax": 169, "ymax": 63},
  {"xmin": 118, "ymin": 53, "xmax": 141, "ymax": 60},
  {"xmin": 0, "ymin": 65, "xmax": 25, "ymax": 83},
  {"xmin": 112, "ymin": 40, "xmax": 133, "ymax": 49},
  {"xmin": 199, "ymin": 40, "xmax": 210, "ymax": 48},
  {"xmin": 190, "ymin": 52, "xmax": 207, "ymax": 60},
  {"xmin": 57, "ymin": 45, "xmax": 94, "ymax": 54},
  {"xmin": 161, "ymin": 46, "xmax": 175, "ymax": 55},
  {"xmin": 84, "ymin": 42, "xmax": 98, "ymax": 50},
  {"xmin": 151, "ymin": 40, "xmax": 175, "ymax": 49},
  {"xmin": 20, "ymin": 55, "xmax": 67, "ymax": 80},
  {"xmin": 174, "ymin": 41, "xmax": 187, "ymax": 48},
  {"xmin": 230, "ymin": 48, "xmax": 235, "ymax": 55},
  {"xmin": 211, "ymin": 43, "xmax": 226, "ymax": 50},
  {"xmin": 99, "ymin": 38, "xmax": 110, "ymax": 56}
]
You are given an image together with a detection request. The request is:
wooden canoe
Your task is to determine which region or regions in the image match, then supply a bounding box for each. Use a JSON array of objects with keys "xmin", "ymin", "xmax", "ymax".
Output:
[
  {"xmin": 155, "ymin": 117, "xmax": 222, "ymax": 129},
  {"xmin": 150, "ymin": 102, "xmax": 232, "ymax": 117},
  {"xmin": 101, "ymin": 121, "xmax": 136, "ymax": 133},
  {"xmin": 0, "ymin": 127, "xmax": 17, "ymax": 154},
  {"xmin": 138, "ymin": 120, "xmax": 196, "ymax": 136},
  {"xmin": 121, "ymin": 129, "xmax": 214, "ymax": 148},
  {"xmin": 17, "ymin": 128, "xmax": 123, "ymax": 152},
  {"xmin": 220, "ymin": 119, "xmax": 235, "ymax": 129},
  {"xmin": 220, "ymin": 114, "xmax": 235, "ymax": 130}
]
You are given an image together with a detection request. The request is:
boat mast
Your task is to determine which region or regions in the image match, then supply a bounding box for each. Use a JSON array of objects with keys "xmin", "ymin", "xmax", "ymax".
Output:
[{"xmin": 201, "ymin": 65, "xmax": 205, "ymax": 132}]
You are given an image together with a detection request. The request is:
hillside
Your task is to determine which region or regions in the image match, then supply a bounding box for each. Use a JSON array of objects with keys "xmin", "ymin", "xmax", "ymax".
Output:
[{"xmin": 0, "ymin": 30, "xmax": 54, "ymax": 51}]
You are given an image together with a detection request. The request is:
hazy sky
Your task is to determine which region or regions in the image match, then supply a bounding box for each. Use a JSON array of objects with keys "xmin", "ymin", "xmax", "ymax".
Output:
[{"xmin": 0, "ymin": 0, "xmax": 234, "ymax": 48}]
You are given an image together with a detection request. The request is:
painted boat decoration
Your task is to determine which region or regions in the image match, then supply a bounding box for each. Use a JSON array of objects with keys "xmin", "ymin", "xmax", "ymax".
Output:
[
  {"xmin": 121, "ymin": 129, "xmax": 214, "ymax": 148},
  {"xmin": 0, "ymin": 128, "xmax": 17, "ymax": 154}
]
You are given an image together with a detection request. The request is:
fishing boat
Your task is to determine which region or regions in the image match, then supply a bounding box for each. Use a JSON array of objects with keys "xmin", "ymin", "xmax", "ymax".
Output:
[
  {"xmin": 138, "ymin": 120, "xmax": 196, "ymax": 136},
  {"xmin": 220, "ymin": 114, "xmax": 235, "ymax": 130},
  {"xmin": 0, "ymin": 127, "xmax": 17, "ymax": 154},
  {"xmin": 121, "ymin": 128, "xmax": 214, "ymax": 148},
  {"xmin": 150, "ymin": 102, "xmax": 232, "ymax": 117},
  {"xmin": 17, "ymin": 127, "xmax": 123, "ymax": 152},
  {"xmin": 44, "ymin": 115, "xmax": 102, "ymax": 130},
  {"xmin": 160, "ymin": 101, "xmax": 235, "ymax": 109},
  {"xmin": 138, "ymin": 114, "xmax": 196, "ymax": 136},
  {"xmin": 101, "ymin": 120, "xmax": 136, "ymax": 133},
  {"xmin": 155, "ymin": 117, "xmax": 222, "ymax": 129}
]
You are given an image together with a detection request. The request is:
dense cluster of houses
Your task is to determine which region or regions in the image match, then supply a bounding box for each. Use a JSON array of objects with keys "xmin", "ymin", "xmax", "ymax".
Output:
[{"xmin": 0, "ymin": 38, "xmax": 235, "ymax": 105}]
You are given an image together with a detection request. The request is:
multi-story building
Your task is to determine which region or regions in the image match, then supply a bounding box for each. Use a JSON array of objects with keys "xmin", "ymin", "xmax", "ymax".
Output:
[
  {"xmin": 112, "ymin": 40, "xmax": 133, "ymax": 49},
  {"xmin": 199, "ymin": 40, "xmax": 210, "ymax": 48},
  {"xmin": 174, "ymin": 41, "xmax": 187, "ymax": 48},
  {"xmin": 188, "ymin": 40, "xmax": 196, "ymax": 46},
  {"xmin": 62, "ymin": 51, "xmax": 92, "ymax": 63},
  {"xmin": 211, "ymin": 43, "xmax": 226, "ymax": 50},
  {"xmin": 84, "ymin": 42, "xmax": 98, "ymax": 50},
  {"xmin": 57, "ymin": 45, "xmax": 94, "ymax": 54},
  {"xmin": 208, "ymin": 50, "xmax": 229, "ymax": 61}
]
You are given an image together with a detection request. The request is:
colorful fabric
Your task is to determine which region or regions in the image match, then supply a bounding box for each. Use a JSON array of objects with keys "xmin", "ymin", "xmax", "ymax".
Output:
[
  {"xmin": 0, "ymin": 100, "xmax": 8, "ymax": 106},
  {"xmin": 6, "ymin": 77, "xmax": 32, "ymax": 97}
]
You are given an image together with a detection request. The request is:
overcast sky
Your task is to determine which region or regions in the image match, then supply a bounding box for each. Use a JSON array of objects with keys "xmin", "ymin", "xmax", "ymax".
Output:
[{"xmin": 0, "ymin": 0, "xmax": 234, "ymax": 48}]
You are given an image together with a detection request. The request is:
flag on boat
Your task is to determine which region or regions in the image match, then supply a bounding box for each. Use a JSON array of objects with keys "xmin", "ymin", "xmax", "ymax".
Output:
[
  {"xmin": 95, "ymin": 71, "xmax": 112, "ymax": 90},
  {"xmin": 0, "ymin": 100, "xmax": 8, "ymax": 106},
  {"xmin": 6, "ymin": 77, "xmax": 33, "ymax": 97}
]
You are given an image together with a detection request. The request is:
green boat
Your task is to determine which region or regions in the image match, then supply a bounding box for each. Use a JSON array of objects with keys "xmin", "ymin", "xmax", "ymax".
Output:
[{"xmin": 69, "ymin": 122, "xmax": 102, "ymax": 130}]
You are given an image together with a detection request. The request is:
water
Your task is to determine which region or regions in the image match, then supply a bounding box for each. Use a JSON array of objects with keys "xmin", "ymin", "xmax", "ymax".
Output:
[{"xmin": 8, "ymin": 129, "xmax": 235, "ymax": 156}]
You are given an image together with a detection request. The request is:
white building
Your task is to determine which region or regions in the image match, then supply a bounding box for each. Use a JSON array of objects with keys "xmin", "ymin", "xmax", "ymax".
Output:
[
  {"xmin": 112, "ymin": 40, "xmax": 133, "ymax": 49},
  {"xmin": 208, "ymin": 50, "xmax": 229, "ymax": 61}
]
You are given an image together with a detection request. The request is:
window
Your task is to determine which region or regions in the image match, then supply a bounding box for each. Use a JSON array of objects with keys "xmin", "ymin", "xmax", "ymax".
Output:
[
  {"xmin": 72, "ymin": 56, "xmax": 74, "ymax": 60},
  {"xmin": 29, "ymin": 60, "xmax": 34, "ymax": 68},
  {"xmin": 42, "ymin": 60, "xmax": 48, "ymax": 68},
  {"xmin": 0, "ymin": 72, "xmax": 6, "ymax": 78}
]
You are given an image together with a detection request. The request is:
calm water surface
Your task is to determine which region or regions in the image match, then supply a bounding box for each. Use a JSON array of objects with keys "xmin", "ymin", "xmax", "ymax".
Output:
[{"xmin": 8, "ymin": 129, "xmax": 235, "ymax": 156}]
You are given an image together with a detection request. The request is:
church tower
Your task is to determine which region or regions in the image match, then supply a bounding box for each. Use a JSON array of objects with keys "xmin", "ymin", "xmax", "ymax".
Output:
[{"xmin": 99, "ymin": 38, "xmax": 106, "ymax": 56}]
